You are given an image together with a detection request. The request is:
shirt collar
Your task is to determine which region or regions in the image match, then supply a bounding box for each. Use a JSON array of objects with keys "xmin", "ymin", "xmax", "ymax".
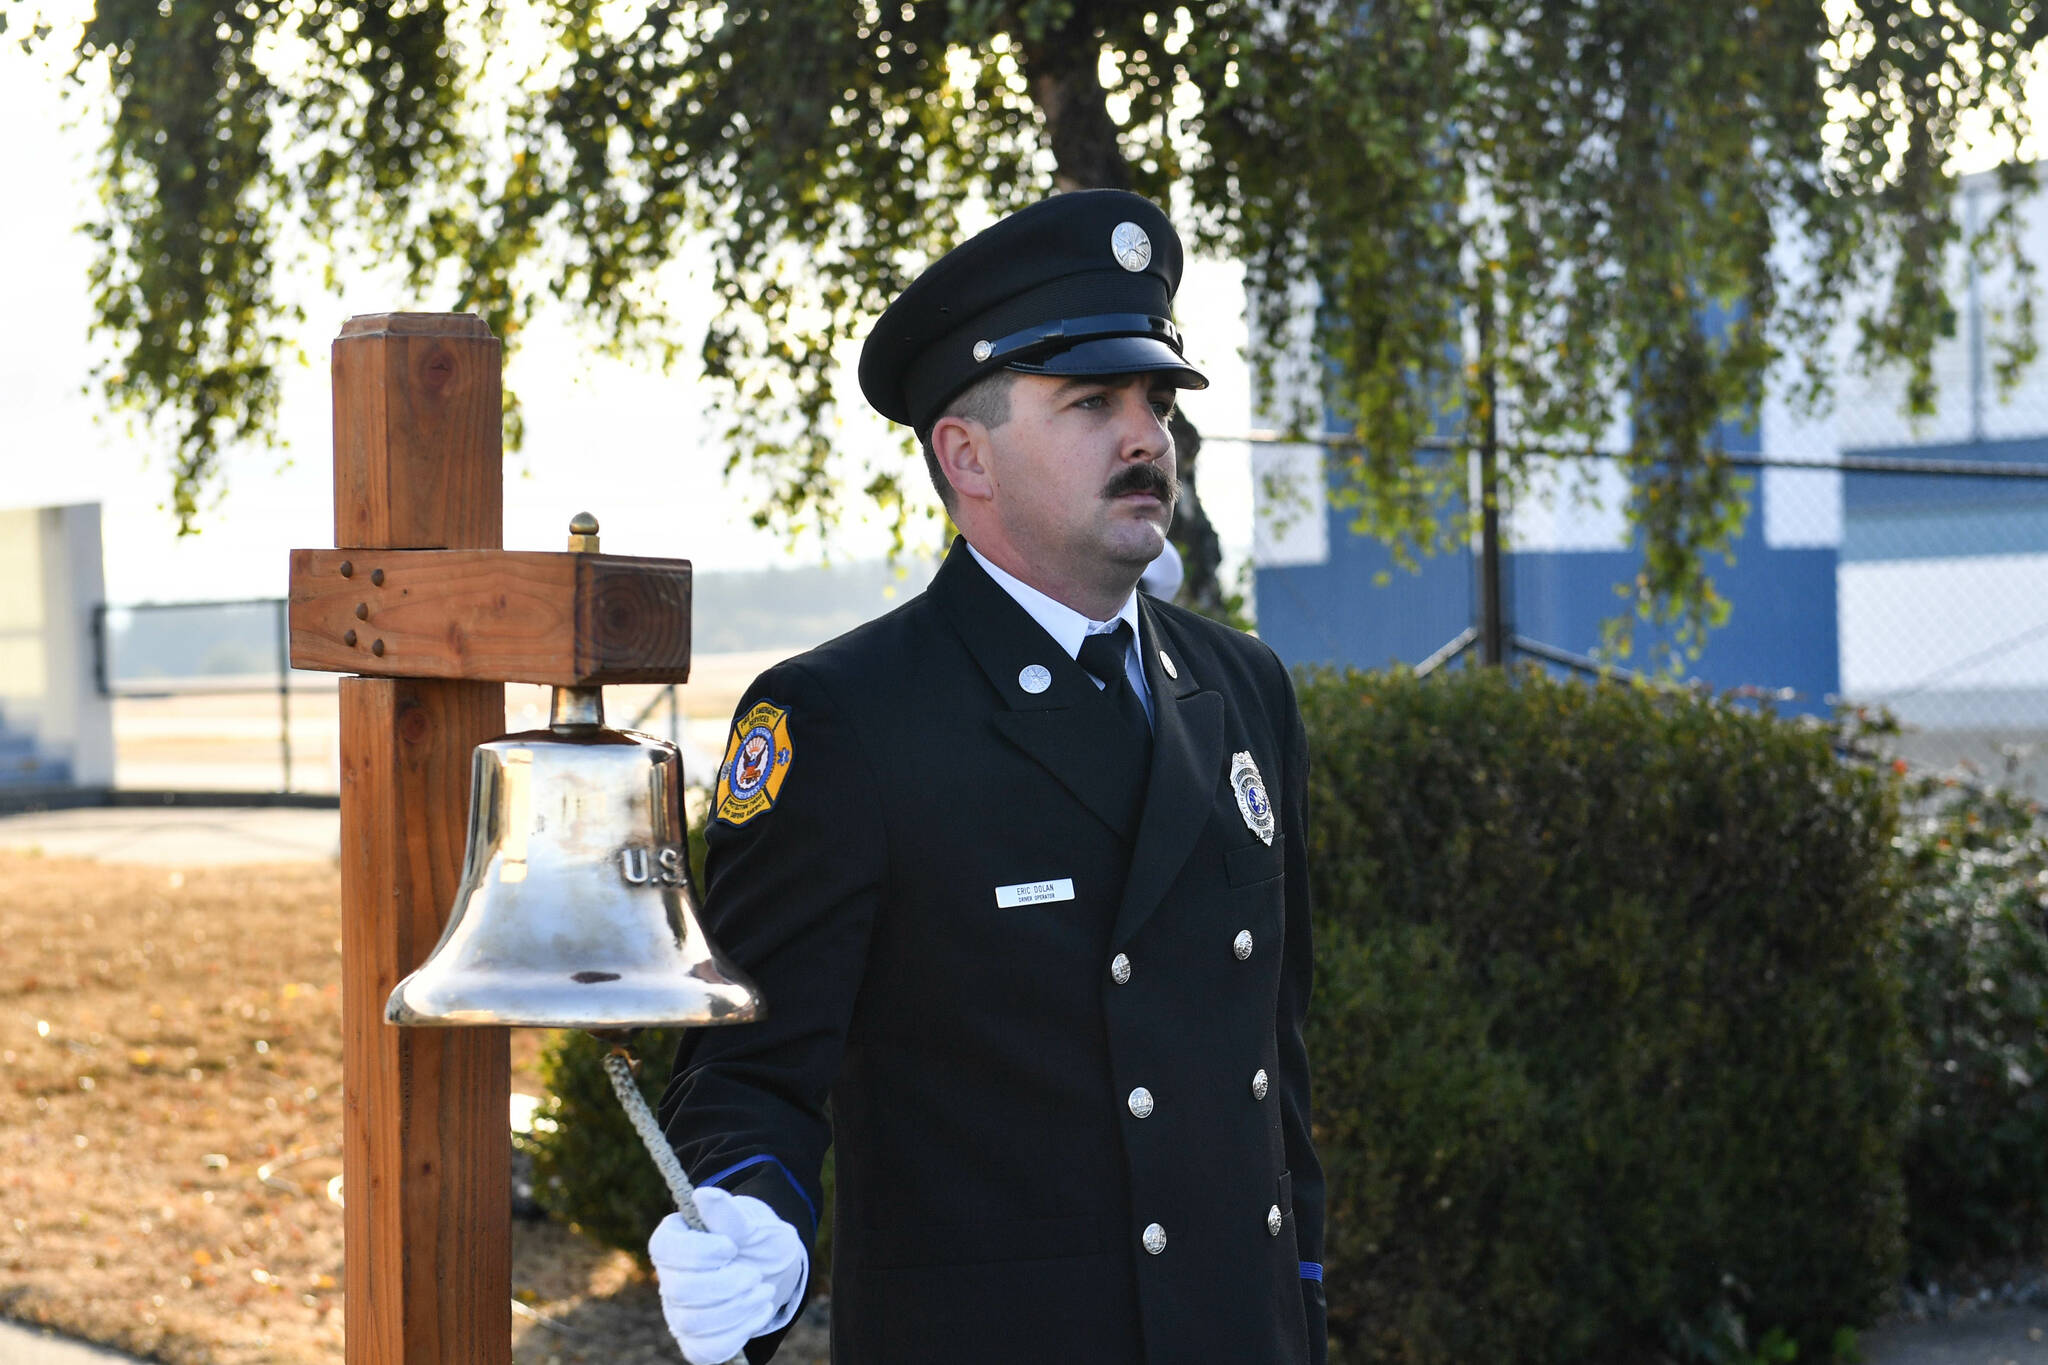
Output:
[{"xmin": 967, "ymin": 542, "xmax": 1140, "ymax": 661}]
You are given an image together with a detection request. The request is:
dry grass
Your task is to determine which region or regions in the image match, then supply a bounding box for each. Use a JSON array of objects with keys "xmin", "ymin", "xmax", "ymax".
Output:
[{"xmin": 0, "ymin": 852, "xmax": 826, "ymax": 1364}]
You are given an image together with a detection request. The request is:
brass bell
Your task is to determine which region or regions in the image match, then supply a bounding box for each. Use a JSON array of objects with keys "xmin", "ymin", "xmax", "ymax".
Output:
[{"xmin": 386, "ymin": 515, "xmax": 761, "ymax": 1031}]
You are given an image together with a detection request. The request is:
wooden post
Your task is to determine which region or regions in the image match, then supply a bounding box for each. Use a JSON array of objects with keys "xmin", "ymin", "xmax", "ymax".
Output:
[
  {"xmin": 295, "ymin": 311, "xmax": 696, "ymax": 1361},
  {"xmin": 332, "ymin": 313, "xmax": 510, "ymax": 1364}
]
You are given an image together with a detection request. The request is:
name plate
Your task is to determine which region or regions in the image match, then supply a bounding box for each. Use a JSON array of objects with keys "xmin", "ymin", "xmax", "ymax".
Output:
[{"xmin": 995, "ymin": 878, "xmax": 1075, "ymax": 908}]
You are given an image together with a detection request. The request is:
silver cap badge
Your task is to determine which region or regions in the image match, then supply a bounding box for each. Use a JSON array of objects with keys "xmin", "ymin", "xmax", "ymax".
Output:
[{"xmin": 1111, "ymin": 221, "xmax": 1152, "ymax": 272}]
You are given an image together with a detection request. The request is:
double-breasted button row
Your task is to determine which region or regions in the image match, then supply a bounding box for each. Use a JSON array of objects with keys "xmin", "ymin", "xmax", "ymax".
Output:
[
  {"xmin": 1142, "ymin": 1222, "xmax": 1167, "ymax": 1255},
  {"xmin": 1127, "ymin": 1086, "xmax": 1155, "ymax": 1119},
  {"xmin": 1110, "ymin": 952, "xmax": 1131, "ymax": 985},
  {"xmin": 1233, "ymin": 929, "xmax": 1254, "ymax": 960},
  {"xmin": 1251, "ymin": 1068, "xmax": 1269, "ymax": 1100},
  {"xmin": 1267, "ymin": 1205, "xmax": 1284, "ymax": 1236}
]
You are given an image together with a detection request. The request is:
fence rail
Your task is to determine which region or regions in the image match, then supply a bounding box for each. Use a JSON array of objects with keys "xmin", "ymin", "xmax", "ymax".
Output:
[
  {"xmin": 1301, "ymin": 434, "xmax": 2048, "ymax": 787},
  {"xmin": 85, "ymin": 599, "xmax": 701, "ymax": 798}
]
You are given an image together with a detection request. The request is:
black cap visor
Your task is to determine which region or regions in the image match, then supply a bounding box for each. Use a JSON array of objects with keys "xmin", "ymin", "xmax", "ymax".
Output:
[{"xmin": 1008, "ymin": 333, "xmax": 1209, "ymax": 390}]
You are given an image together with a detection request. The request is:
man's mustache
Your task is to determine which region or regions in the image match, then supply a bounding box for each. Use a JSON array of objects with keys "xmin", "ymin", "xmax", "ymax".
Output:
[{"xmin": 1104, "ymin": 463, "xmax": 1178, "ymax": 503}]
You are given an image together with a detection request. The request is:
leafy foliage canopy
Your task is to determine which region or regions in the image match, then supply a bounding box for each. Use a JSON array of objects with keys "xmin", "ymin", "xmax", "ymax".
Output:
[{"xmin": 10, "ymin": 0, "xmax": 2045, "ymax": 637}]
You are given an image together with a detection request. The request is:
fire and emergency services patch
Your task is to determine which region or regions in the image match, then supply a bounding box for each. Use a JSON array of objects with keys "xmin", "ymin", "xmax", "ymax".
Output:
[{"xmin": 715, "ymin": 700, "xmax": 794, "ymax": 826}]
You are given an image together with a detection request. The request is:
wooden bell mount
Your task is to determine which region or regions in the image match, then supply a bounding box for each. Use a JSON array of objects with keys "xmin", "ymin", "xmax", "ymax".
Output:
[{"xmin": 286, "ymin": 533, "xmax": 693, "ymax": 687}]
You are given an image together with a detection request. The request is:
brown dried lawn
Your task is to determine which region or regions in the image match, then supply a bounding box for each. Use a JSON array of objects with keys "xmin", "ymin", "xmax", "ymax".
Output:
[{"xmin": 0, "ymin": 852, "xmax": 826, "ymax": 1364}]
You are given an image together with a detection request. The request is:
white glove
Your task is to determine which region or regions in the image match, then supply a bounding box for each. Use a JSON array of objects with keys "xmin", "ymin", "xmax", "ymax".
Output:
[{"xmin": 649, "ymin": 1187, "xmax": 809, "ymax": 1365}]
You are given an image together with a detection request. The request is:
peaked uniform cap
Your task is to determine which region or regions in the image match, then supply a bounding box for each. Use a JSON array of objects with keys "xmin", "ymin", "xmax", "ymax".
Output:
[{"xmin": 859, "ymin": 189, "xmax": 1209, "ymax": 430}]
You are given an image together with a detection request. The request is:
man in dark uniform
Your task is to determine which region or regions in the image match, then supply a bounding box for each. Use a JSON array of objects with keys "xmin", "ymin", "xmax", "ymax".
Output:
[{"xmin": 651, "ymin": 189, "xmax": 1326, "ymax": 1365}]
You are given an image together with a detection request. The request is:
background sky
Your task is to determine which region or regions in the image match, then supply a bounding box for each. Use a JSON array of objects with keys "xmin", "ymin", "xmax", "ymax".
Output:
[{"xmin": 0, "ymin": 30, "xmax": 1260, "ymax": 607}]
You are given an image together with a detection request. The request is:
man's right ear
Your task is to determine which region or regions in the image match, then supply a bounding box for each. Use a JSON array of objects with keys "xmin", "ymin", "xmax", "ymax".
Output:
[{"xmin": 930, "ymin": 415, "xmax": 995, "ymax": 502}]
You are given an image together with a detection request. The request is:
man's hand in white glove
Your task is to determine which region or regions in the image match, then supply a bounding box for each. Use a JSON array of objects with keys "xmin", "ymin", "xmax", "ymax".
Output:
[{"xmin": 649, "ymin": 1186, "xmax": 809, "ymax": 1365}]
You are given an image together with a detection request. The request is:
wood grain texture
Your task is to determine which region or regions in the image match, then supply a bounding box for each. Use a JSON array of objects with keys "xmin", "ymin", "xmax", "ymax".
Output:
[
  {"xmin": 331, "ymin": 313, "xmax": 510, "ymax": 1365},
  {"xmin": 340, "ymin": 680, "xmax": 509, "ymax": 1365},
  {"xmin": 576, "ymin": 551, "xmax": 694, "ymax": 683},
  {"xmin": 333, "ymin": 313, "xmax": 502, "ymax": 552},
  {"xmin": 287, "ymin": 548, "xmax": 692, "ymax": 684}
]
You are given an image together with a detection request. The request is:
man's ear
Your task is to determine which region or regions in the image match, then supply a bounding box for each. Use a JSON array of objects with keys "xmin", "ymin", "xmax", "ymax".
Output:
[{"xmin": 930, "ymin": 415, "xmax": 995, "ymax": 502}]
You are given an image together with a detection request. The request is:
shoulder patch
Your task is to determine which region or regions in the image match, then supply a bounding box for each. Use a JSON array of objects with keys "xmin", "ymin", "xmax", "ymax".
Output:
[{"xmin": 715, "ymin": 700, "xmax": 794, "ymax": 826}]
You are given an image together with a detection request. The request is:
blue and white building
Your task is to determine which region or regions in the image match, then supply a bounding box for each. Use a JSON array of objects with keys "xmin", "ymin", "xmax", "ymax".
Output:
[{"xmin": 1250, "ymin": 168, "xmax": 2048, "ymax": 764}]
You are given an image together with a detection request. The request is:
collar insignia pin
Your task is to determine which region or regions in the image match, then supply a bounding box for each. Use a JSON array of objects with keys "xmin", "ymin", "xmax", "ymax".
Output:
[
  {"xmin": 1230, "ymin": 751, "xmax": 1276, "ymax": 845},
  {"xmin": 1158, "ymin": 650, "xmax": 1177, "ymax": 680},
  {"xmin": 1018, "ymin": 664, "xmax": 1052, "ymax": 695}
]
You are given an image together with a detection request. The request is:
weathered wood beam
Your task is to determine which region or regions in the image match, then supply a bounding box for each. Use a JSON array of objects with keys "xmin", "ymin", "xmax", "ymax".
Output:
[{"xmin": 288, "ymin": 548, "xmax": 692, "ymax": 686}]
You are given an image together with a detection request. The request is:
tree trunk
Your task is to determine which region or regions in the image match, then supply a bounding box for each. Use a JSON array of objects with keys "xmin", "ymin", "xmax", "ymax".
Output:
[
  {"xmin": 1021, "ymin": 20, "xmax": 1231, "ymax": 620},
  {"xmin": 1165, "ymin": 409, "xmax": 1230, "ymax": 618}
]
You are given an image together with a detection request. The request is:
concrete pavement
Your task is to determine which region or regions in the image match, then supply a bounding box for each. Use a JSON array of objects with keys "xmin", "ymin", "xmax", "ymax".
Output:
[
  {"xmin": 0, "ymin": 1319, "xmax": 149, "ymax": 1363},
  {"xmin": 1862, "ymin": 1306, "xmax": 2048, "ymax": 1364},
  {"xmin": 0, "ymin": 804, "xmax": 338, "ymax": 866}
]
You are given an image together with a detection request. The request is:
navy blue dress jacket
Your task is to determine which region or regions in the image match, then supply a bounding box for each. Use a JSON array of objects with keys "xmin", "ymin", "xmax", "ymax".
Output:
[{"xmin": 659, "ymin": 540, "xmax": 1326, "ymax": 1364}]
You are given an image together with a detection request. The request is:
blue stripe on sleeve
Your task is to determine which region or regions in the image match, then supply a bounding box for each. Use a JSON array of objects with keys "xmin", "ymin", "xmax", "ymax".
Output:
[
  {"xmin": 699, "ymin": 1153, "xmax": 819, "ymax": 1230},
  {"xmin": 1299, "ymin": 1261, "xmax": 1323, "ymax": 1282}
]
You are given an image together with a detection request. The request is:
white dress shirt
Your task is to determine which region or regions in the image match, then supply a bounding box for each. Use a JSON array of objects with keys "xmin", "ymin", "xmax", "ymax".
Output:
[{"xmin": 968, "ymin": 542, "xmax": 1154, "ymax": 725}]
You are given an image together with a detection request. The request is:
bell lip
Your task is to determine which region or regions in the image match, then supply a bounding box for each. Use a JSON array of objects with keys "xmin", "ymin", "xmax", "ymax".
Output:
[
  {"xmin": 487, "ymin": 725, "xmax": 651, "ymax": 749},
  {"xmin": 385, "ymin": 973, "xmax": 764, "ymax": 1030}
]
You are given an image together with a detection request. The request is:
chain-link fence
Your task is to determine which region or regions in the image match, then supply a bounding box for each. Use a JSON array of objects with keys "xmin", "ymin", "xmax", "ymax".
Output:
[
  {"xmin": 1249, "ymin": 438, "xmax": 2048, "ymax": 794},
  {"xmin": 1790, "ymin": 451, "xmax": 2048, "ymax": 790},
  {"xmin": 92, "ymin": 454, "xmax": 2048, "ymax": 800},
  {"xmin": 85, "ymin": 562, "xmax": 931, "ymax": 798},
  {"xmin": 94, "ymin": 598, "xmax": 336, "ymax": 796}
]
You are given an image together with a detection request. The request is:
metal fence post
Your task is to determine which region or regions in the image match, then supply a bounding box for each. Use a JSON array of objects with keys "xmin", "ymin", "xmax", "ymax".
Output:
[{"xmin": 275, "ymin": 597, "xmax": 293, "ymax": 792}]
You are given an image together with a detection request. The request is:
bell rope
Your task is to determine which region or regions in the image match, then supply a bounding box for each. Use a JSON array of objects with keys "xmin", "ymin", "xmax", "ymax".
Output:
[
  {"xmin": 601, "ymin": 1048, "xmax": 708, "ymax": 1230},
  {"xmin": 602, "ymin": 1048, "xmax": 748, "ymax": 1365}
]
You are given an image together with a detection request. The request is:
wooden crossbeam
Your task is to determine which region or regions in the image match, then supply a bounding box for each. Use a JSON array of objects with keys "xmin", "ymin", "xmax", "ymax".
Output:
[{"xmin": 287, "ymin": 548, "xmax": 692, "ymax": 685}]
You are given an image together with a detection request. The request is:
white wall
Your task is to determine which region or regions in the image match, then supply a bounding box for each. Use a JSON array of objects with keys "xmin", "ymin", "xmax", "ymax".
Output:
[{"xmin": 0, "ymin": 503, "xmax": 114, "ymax": 786}]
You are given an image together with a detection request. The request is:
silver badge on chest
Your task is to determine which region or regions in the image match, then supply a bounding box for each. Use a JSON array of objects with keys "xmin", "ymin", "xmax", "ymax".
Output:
[{"xmin": 1230, "ymin": 750, "xmax": 1275, "ymax": 845}]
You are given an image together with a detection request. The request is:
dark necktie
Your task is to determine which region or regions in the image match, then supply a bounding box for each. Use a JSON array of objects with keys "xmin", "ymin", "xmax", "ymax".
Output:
[{"xmin": 1077, "ymin": 622, "xmax": 1153, "ymax": 766}]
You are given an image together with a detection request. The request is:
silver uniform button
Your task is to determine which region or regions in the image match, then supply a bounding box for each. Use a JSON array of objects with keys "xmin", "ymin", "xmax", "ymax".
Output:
[
  {"xmin": 1111, "ymin": 952, "xmax": 1131, "ymax": 985},
  {"xmin": 1233, "ymin": 929, "xmax": 1254, "ymax": 960},
  {"xmin": 1267, "ymin": 1204, "xmax": 1284, "ymax": 1236},
  {"xmin": 1251, "ymin": 1068, "xmax": 1269, "ymax": 1100},
  {"xmin": 1142, "ymin": 1222, "xmax": 1167, "ymax": 1254},
  {"xmin": 1127, "ymin": 1086, "xmax": 1155, "ymax": 1119}
]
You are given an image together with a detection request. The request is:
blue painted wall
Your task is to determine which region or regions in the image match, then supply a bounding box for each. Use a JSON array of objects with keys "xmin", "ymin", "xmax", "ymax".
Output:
[
  {"xmin": 1840, "ymin": 435, "xmax": 2048, "ymax": 563},
  {"xmin": 1256, "ymin": 428, "xmax": 1842, "ymax": 714}
]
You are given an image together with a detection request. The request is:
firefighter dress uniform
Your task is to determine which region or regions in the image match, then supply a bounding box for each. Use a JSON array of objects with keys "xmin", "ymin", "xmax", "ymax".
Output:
[{"xmin": 658, "ymin": 190, "xmax": 1327, "ymax": 1365}]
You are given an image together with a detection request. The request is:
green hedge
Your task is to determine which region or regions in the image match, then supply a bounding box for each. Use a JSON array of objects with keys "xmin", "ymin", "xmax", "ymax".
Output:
[
  {"xmin": 1300, "ymin": 666, "xmax": 1911, "ymax": 1363},
  {"xmin": 1895, "ymin": 773, "xmax": 2048, "ymax": 1271},
  {"xmin": 529, "ymin": 665, "xmax": 1915, "ymax": 1361},
  {"xmin": 522, "ymin": 1024, "xmax": 687, "ymax": 1264}
]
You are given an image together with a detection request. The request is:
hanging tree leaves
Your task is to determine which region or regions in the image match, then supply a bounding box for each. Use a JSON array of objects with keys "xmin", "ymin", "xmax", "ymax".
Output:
[{"xmin": 11, "ymin": 0, "xmax": 2046, "ymax": 638}]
